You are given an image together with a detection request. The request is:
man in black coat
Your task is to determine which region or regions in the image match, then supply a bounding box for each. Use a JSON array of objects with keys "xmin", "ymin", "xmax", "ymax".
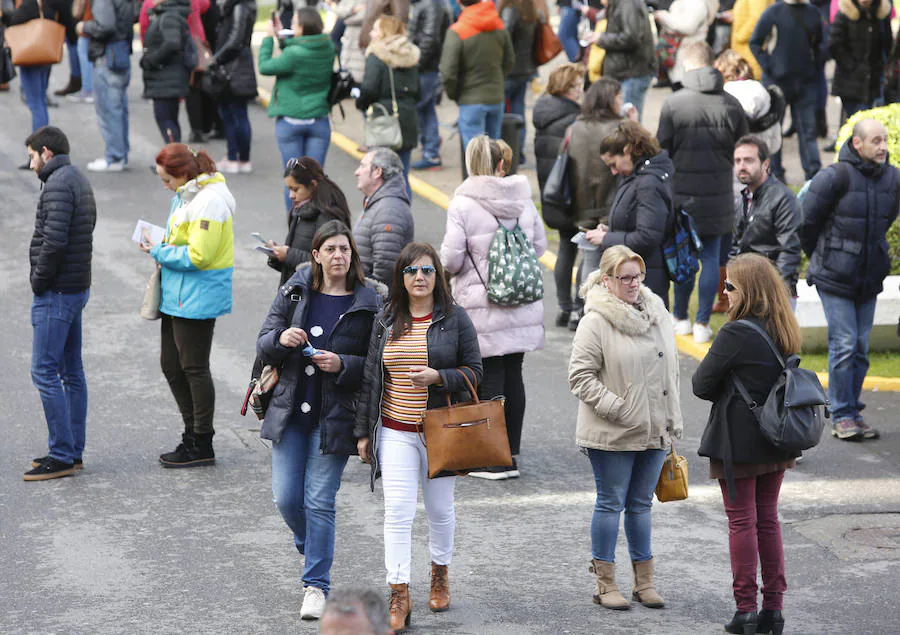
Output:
[
  {"xmin": 657, "ymin": 41, "xmax": 748, "ymax": 343},
  {"xmin": 800, "ymin": 118, "xmax": 900, "ymax": 442},
  {"xmin": 23, "ymin": 126, "xmax": 97, "ymax": 481},
  {"xmin": 409, "ymin": 0, "xmax": 451, "ymax": 170}
]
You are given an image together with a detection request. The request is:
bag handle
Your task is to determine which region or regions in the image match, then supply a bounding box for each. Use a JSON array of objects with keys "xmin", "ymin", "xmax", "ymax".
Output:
[
  {"xmin": 387, "ymin": 65, "xmax": 398, "ymax": 118},
  {"xmin": 417, "ymin": 366, "xmax": 479, "ymax": 448}
]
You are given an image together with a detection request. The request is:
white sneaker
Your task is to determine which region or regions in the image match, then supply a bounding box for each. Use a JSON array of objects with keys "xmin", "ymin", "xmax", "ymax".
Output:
[
  {"xmin": 238, "ymin": 161, "xmax": 253, "ymax": 174},
  {"xmin": 300, "ymin": 586, "xmax": 326, "ymax": 620},
  {"xmin": 693, "ymin": 323, "xmax": 713, "ymax": 343},
  {"xmin": 87, "ymin": 158, "xmax": 125, "ymax": 172},
  {"xmin": 218, "ymin": 158, "xmax": 239, "ymax": 174},
  {"xmin": 673, "ymin": 319, "xmax": 692, "ymax": 336}
]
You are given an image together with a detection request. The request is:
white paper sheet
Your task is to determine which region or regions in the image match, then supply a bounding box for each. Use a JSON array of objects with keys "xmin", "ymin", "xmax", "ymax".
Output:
[{"xmin": 132, "ymin": 220, "xmax": 166, "ymax": 245}]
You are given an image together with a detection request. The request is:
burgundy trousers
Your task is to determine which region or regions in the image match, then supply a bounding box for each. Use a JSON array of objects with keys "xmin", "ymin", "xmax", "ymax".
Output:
[{"xmin": 718, "ymin": 470, "xmax": 787, "ymax": 612}]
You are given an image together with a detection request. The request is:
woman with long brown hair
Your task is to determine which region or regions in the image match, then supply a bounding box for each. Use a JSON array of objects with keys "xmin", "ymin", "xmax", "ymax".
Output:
[{"xmin": 692, "ymin": 253, "xmax": 801, "ymax": 635}]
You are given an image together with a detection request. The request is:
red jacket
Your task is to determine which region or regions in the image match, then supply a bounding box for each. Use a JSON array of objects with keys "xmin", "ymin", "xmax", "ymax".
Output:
[{"xmin": 139, "ymin": 0, "xmax": 209, "ymax": 42}]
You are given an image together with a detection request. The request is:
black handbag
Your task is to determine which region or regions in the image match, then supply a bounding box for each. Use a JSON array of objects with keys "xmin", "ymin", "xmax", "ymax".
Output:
[
  {"xmin": 328, "ymin": 64, "xmax": 357, "ymax": 119},
  {"xmin": 0, "ymin": 27, "xmax": 17, "ymax": 85},
  {"xmin": 200, "ymin": 62, "xmax": 230, "ymax": 99},
  {"xmin": 542, "ymin": 126, "xmax": 573, "ymax": 208}
]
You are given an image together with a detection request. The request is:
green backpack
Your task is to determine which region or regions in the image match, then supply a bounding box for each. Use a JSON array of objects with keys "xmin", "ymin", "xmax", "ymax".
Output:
[{"xmin": 469, "ymin": 220, "xmax": 544, "ymax": 306}]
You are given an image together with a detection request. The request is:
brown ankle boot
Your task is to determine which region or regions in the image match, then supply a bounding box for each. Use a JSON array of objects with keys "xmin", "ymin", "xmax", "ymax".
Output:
[
  {"xmin": 712, "ymin": 266, "xmax": 729, "ymax": 313},
  {"xmin": 389, "ymin": 583, "xmax": 411, "ymax": 632},
  {"xmin": 429, "ymin": 562, "xmax": 450, "ymax": 612},
  {"xmin": 632, "ymin": 557, "xmax": 665, "ymax": 608},
  {"xmin": 589, "ymin": 559, "xmax": 630, "ymax": 610}
]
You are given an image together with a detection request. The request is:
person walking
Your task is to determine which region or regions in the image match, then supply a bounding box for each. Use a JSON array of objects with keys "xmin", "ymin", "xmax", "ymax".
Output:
[
  {"xmin": 692, "ymin": 253, "xmax": 801, "ymax": 635},
  {"xmin": 499, "ymin": 0, "xmax": 539, "ymax": 163},
  {"xmin": 440, "ymin": 135, "xmax": 547, "ymax": 479},
  {"xmin": 23, "ymin": 126, "xmax": 96, "ymax": 481},
  {"xmin": 139, "ymin": 144, "xmax": 235, "ymax": 467},
  {"xmin": 257, "ymin": 221, "xmax": 381, "ymax": 621},
  {"xmin": 355, "ymin": 243, "xmax": 483, "ymax": 632},
  {"xmin": 568, "ymin": 245, "xmax": 681, "ymax": 611},
  {"xmin": 408, "ymin": 0, "xmax": 450, "ymax": 170}
]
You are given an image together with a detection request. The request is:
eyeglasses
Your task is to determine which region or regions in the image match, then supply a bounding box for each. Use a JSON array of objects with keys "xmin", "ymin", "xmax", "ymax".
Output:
[
  {"xmin": 403, "ymin": 265, "xmax": 436, "ymax": 276},
  {"xmin": 724, "ymin": 280, "xmax": 737, "ymax": 292},
  {"xmin": 615, "ymin": 272, "xmax": 645, "ymax": 286}
]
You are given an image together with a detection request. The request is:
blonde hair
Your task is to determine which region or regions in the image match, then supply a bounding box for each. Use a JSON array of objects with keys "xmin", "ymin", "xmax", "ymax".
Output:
[
  {"xmin": 726, "ymin": 253, "xmax": 802, "ymax": 355},
  {"xmin": 714, "ymin": 50, "xmax": 753, "ymax": 82},
  {"xmin": 599, "ymin": 245, "xmax": 646, "ymax": 277},
  {"xmin": 377, "ymin": 15, "xmax": 406, "ymax": 38},
  {"xmin": 546, "ymin": 63, "xmax": 586, "ymax": 96},
  {"xmin": 465, "ymin": 135, "xmax": 507, "ymax": 176}
]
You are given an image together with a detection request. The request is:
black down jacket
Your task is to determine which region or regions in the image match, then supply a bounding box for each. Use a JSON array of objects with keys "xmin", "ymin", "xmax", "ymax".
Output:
[
  {"xmin": 82, "ymin": 0, "xmax": 134, "ymax": 62},
  {"xmin": 140, "ymin": 0, "xmax": 191, "ymax": 99},
  {"xmin": 408, "ymin": 0, "xmax": 451, "ymax": 74},
  {"xmin": 353, "ymin": 175, "xmax": 415, "ymax": 292},
  {"xmin": 256, "ymin": 267, "xmax": 382, "ymax": 451},
  {"xmin": 828, "ymin": 0, "xmax": 893, "ymax": 105},
  {"xmin": 595, "ymin": 0, "xmax": 657, "ymax": 81},
  {"xmin": 657, "ymin": 66, "xmax": 749, "ymax": 236},
  {"xmin": 800, "ymin": 141, "xmax": 900, "ymax": 300},
  {"xmin": 532, "ymin": 93, "xmax": 581, "ymax": 231},
  {"xmin": 212, "ymin": 0, "xmax": 258, "ymax": 99},
  {"xmin": 30, "ymin": 155, "xmax": 97, "ymax": 295},
  {"xmin": 600, "ymin": 151, "xmax": 675, "ymax": 306},
  {"xmin": 353, "ymin": 303, "xmax": 483, "ymax": 489},
  {"xmin": 501, "ymin": 4, "xmax": 537, "ymax": 81}
]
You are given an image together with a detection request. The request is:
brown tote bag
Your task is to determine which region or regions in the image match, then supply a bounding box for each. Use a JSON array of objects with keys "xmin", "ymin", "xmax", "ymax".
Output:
[
  {"xmin": 534, "ymin": 20, "xmax": 563, "ymax": 66},
  {"xmin": 4, "ymin": 0, "xmax": 66, "ymax": 66},
  {"xmin": 420, "ymin": 368, "xmax": 513, "ymax": 479}
]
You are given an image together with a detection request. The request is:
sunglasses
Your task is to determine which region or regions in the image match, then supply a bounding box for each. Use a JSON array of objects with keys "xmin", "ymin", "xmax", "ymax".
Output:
[
  {"xmin": 403, "ymin": 265, "xmax": 436, "ymax": 276},
  {"xmin": 285, "ymin": 157, "xmax": 310, "ymax": 170},
  {"xmin": 724, "ymin": 280, "xmax": 737, "ymax": 292}
]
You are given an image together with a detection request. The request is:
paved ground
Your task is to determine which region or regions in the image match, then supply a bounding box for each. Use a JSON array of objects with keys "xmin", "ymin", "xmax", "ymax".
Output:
[{"xmin": 1, "ymin": 60, "xmax": 899, "ymax": 635}]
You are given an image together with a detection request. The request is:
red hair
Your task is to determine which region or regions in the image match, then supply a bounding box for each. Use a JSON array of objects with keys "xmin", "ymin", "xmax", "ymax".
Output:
[{"xmin": 155, "ymin": 143, "xmax": 217, "ymax": 180}]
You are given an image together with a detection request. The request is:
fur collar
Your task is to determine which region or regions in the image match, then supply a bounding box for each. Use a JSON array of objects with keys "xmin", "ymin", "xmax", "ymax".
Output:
[
  {"xmin": 581, "ymin": 270, "xmax": 667, "ymax": 336},
  {"xmin": 366, "ymin": 35, "xmax": 420, "ymax": 69},
  {"xmin": 837, "ymin": 0, "xmax": 891, "ymax": 21}
]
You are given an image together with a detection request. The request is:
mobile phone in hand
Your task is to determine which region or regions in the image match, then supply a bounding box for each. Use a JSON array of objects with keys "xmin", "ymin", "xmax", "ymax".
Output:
[{"xmin": 251, "ymin": 232, "xmax": 268, "ymax": 244}]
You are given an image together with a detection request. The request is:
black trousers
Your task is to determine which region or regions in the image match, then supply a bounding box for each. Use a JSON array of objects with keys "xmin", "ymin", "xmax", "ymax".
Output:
[
  {"xmin": 555, "ymin": 227, "xmax": 580, "ymax": 312},
  {"xmin": 160, "ymin": 314, "xmax": 216, "ymax": 436},
  {"xmin": 153, "ymin": 97, "xmax": 182, "ymax": 143},
  {"xmin": 185, "ymin": 83, "xmax": 219, "ymax": 134},
  {"xmin": 478, "ymin": 353, "xmax": 526, "ymax": 456}
]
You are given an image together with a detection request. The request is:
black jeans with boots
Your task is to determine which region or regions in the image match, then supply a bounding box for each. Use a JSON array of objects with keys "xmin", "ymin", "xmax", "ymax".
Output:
[
  {"xmin": 160, "ymin": 315, "xmax": 216, "ymax": 437},
  {"xmin": 478, "ymin": 353, "xmax": 526, "ymax": 456}
]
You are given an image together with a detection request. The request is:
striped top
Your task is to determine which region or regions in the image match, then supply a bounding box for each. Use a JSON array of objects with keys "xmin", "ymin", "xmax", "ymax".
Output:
[{"xmin": 382, "ymin": 314, "xmax": 432, "ymax": 424}]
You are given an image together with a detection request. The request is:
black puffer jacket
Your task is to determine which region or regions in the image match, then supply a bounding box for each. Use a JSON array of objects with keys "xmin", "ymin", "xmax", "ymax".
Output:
[
  {"xmin": 212, "ymin": 0, "xmax": 258, "ymax": 99},
  {"xmin": 600, "ymin": 151, "xmax": 675, "ymax": 305},
  {"xmin": 354, "ymin": 303, "xmax": 483, "ymax": 489},
  {"xmin": 269, "ymin": 199, "xmax": 353, "ymax": 287},
  {"xmin": 408, "ymin": 0, "xmax": 451, "ymax": 74},
  {"xmin": 82, "ymin": 0, "xmax": 134, "ymax": 62},
  {"xmin": 800, "ymin": 142, "xmax": 900, "ymax": 300},
  {"xmin": 828, "ymin": 0, "xmax": 893, "ymax": 104},
  {"xmin": 732, "ymin": 177, "xmax": 801, "ymax": 294},
  {"xmin": 657, "ymin": 66, "xmax": 748, "ymax": 236},
  {"xmin": 256, "ymin": 267, "xmax": 382, "ymax": 451},
  {"xmin": 353, "ymin": 175, "xmax": 415, "ymax": 291},
  {"xmin": 30, "ymin": 156, "xmax": 97, "ymax": 295},
  {"xmin": 501, "ymin": 4, "xmax": 537, "ymax": 80},
  {"xmin": 2, "ymin": 0, "xmax": 72, "ymax": 31},
  {"xmin": 532, "ymin": 93, "xmax": 580, "ymax": 231},
  {"xmin": 595, "ymin": 0, "xmax": 657, "ymax": 80},
  {"xmin": 140, "ymin": 0, "xmax": 192, "ymax": 99}
]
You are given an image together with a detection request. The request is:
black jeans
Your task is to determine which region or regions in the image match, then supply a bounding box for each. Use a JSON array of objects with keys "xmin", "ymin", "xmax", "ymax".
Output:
[
  {"xmin": 555, "ymin": 227, "xmax": 579, "ymax": 312},
  {"xmin": 186, "ymin": 83, "xmax": 218, "ymax": 134},
  {"xmin": 478, "ymin": 353, "xmax": 526, "ymax": 456},
  {"xmin": 160, "ymin": 314, "xmax": 216, "ymax": 436},
  {"xmin": 153, "ymin": 97, "xmax": 182, "ymax": 143}
]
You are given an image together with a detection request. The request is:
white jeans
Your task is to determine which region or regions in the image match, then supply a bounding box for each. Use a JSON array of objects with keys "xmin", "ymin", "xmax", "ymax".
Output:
[{"xmin": 378, "ymin": 426, "xmax": 456, "ymax": 584}]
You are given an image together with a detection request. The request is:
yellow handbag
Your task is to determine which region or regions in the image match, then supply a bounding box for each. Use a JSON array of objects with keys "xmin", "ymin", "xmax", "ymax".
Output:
[
  {"xmin": 655, "ymin": 442, "xmax": 688, "ymax": 502},
  {"xmin": 586, "ymin": 19, "xmax": 607, "ymax": 83}
]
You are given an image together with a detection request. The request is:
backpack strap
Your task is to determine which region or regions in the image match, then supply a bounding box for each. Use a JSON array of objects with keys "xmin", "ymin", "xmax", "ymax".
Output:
[
  {"xmin": 734, "ymin": 319, "xmax": 785, "ymax": 369},
  {"xmin": 729, "ymin": 319, "xmax": 784, "ymax": 423}
]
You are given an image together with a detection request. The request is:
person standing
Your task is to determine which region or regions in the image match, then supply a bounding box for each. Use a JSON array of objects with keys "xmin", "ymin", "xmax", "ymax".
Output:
[
  {"xmin": 652, "ymin": 0, "xmax": 717, "ymax": 88},
  {"xmin": 23, "ymin": 126, "xmax": 96, "ymax": 481},
  {"xmin": 800, "ymin": 118, "xmax": 899, "ymax": 441},
  {"xmin": 408, "ymin": 0, "xmax": 450, "ymax": 170},
  {"xmin": 499, "ymin": 0, "xmax": 538, "ymax": 164},
  {"xmin": 729, "ymin": 0, "xmax": 772, "ymax": 80}
]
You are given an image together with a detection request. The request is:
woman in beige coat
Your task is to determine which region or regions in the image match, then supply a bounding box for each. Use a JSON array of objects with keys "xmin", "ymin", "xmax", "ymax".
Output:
[{"xmin": 568, "ymin": 245, "xmax": 682, "ymax": 612}]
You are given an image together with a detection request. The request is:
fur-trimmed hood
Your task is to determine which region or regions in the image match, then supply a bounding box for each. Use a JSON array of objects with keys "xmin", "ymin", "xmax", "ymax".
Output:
[
  {"xmin": 366, "ymin": 34, "xmax": 421, "ymax": 69},
  {"xmin": 581, "ymin": 270, "xmax": 668, "ymax": 336},
  {"xmin": 837, "ymin": 0, "xmax": 891, "ymax": 20}
]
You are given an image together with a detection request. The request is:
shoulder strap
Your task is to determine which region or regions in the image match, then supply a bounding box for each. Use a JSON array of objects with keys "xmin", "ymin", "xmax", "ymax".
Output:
[
  {"xmin": 466, "ymin": 247, "xmax": 489, "ymax": 291},
  {"xmin": 834, "ymin": 161, "xmax": 851, "ymax": 202},
  {"xmin": 387, "ymin": 65, "xmax": 398, "ymax": 116},
  {"xmin": 286, "ymin": 288, "xmax": 302, "ymax": 325},
  {"xmin": 734, "ymin": 319, "xmax": 785, "ymax": 369},
  {"xmin": 784, "ymin": 4, "xmax": 820, "ymax": 58}
]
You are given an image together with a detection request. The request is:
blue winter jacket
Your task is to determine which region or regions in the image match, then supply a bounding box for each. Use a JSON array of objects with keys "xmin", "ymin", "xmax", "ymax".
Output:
[{"xmin": 749, "ymin": 0, "xmax": 824, "ymax": 90}]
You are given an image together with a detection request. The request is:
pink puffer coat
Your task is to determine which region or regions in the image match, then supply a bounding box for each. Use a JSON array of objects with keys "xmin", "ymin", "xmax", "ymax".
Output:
[{"xmin": 440, "ymin": 174, "xmax": 547, "ymax": 359}]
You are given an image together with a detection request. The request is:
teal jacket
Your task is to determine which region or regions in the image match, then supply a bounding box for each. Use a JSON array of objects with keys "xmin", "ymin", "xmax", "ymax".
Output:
[{"xmin": 258, "ymin": 33, "xmax": 335, "ymax": 119}]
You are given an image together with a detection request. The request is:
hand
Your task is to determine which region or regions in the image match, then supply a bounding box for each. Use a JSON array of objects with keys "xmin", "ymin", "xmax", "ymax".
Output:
[
  {"xmin": 267, "ymin": 241, "xmax": 288, "ymax": 262},
  {"xmin": 357, "ymin": 437, "xmax": 371, "ymax": 463},
  {"xmin": 265, "ymin": 19, "xmax": 278, "ymax": 39},
  {"xmin": 582, "ymin": 32, "xmax": 601, "ymax": 46},
  {"xmin": 75, "ymin": 21, "xmax": 84, "ymax": 35},
  {"xmin": 626, "ymin": 104, "xmax": 639, "ymax": 121},
  {"xmin": 408, "ymin": 365, "xmax": 441, "ymax": 388},
  {"xmin": 138, "ymin": 228, "xmax": 155, "ymax": 253},
  {"xmin": 279, "ymin": 327, "xmax": 308, "ymax": 348},
  {"xmin": 718, "ymin": 10, "xmax": 733, "ymax": 24},
  {"xmin": 585, "ymin": 226, "xmax": 608, "ymax": 246},
  {"xmin": 653, "ymin": 10, "xmax": 665, "ymax": 21},
  {"xmin": 311, "ymin": 350, "xmax": 342, "ymax": 373}
]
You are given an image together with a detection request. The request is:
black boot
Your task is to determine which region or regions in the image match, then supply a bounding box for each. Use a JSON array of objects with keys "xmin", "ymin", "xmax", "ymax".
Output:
[
  {"xmin": 756, "ymin": 609, "xmax": 784, "ymax": 634},
  {"xmin": 725, "ymin": 611, "xmax": 758, "ymax": 634},
  {"xmin": 53, "ymin": 76, "xmax": 81, "ymax": 96},
  {"xmin": 159, "ymin": 433, "xmax": 215, "ymax": 468}
]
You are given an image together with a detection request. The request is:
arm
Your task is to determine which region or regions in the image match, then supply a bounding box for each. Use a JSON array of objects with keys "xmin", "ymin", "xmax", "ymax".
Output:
[
  {"xmin": 771, "ymin": 192, "xmax": 802, "ymax": 290},
  {"xmin": 602, "ymin": 179, "xmax": 667, "ymax": 255},
  {"xmin": 256, "ymin": 289, "xmax": 295, "ymax": 366},
  {"xmin": 826, "ymin": 14, "xmax": 852, "ymax": 69},
  {"xmin": 530, "ymin": 206, "xmax": 548, "ymax": 257},
  {"xmin": 210, "ymin": 2, "xmax": 252, "ymax": 65},
  {"xmin": 415, "ymin": 2, "xmax": 444, "ymax": 64},
  {"xmin": 141, "ymin": 13, "xmax": 185, "ymax": 68},
  {"xmin": 656, "ymin": 104, "xmax": 674, "ymax": 154},
  {"xmin": 353, "ymin": 320, "xmax": 384, "ymax": 438},
  {"xmin": 439, "ymin": 199, "xmax": 467, "ymax": 275},
  {"xmin": 369, "ymin": 206, "xmax": 404, "ymax": 284},
  {"xmin": 30, "ymin": 187, "xmax": 75, "ymax": 295},
  {"xmin": 188, "ymin": 0, "xmax": 206, "ymax": 41},
  {"xmin": 596, "ymin": 0, "xmax": 641, "ymax": 52},
  {"xmin": 438, "ymin": 31, "xmax": 461, "ymax": 101},
  {"xmin": 435, "ymin": 308, "xmax": 483, "ymax": 392},
  {"xmin": 655, "ymin": 0, "xmax": 708, "ymax": 36},
  {"xmin": 567, "ymin": 315, "xmax": 625, "ymax": 419},
  {"xmin": 692, "ymin": 323, "xmax": 743, "ymax": 400},
  {"xmin": 258, "ymin": 35, "xmax": 294, "ymax": 76},
  {"xmin": 748, "ymin": 10, "xmax": 773, "ymax": 75},
  {"xmin": 334, "ymin": 315, "xmax": 375, "ymax": 389},
  {"xmin": 799, "ymin": 168, "xmax": 837, "ymax": 257},
  {"xmin": 150, "ymin": 200, "xmax": 229, "ymax": 272},
  {"xmin": 500, "ymin": 5, "xmax": 519, "ymax": 34}
]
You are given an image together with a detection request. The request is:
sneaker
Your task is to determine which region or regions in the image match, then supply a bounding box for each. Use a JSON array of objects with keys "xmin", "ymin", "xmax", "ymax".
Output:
[
  {"xmin": 218, "ymin": 158, "xmax": 239, "ymax": 174},
  {"xmin": 87, "ymin": 158, "xmax": 125, "ymax": 172},
  {"xmin": 33, "ymin": 456, "xmax": 83, "ymax": 470},
  {"xmin": 673, "ymin": 319, "xmax": 692, "ymax": 336},
  {"xmin": 831, "ymin": 418, "xmax": 863, "ymax": 441},
  {"xmin": 693, "ymin": 323, "xmax": 713, "ymax": 343},
  {"xmin": 856, "ymin": 417, "xmax": 880, "ymax": 440},
  {"xmin": 300, "ymin": 586, "xmax": 326, "ymax": 620},
  {"xmin": 23, "ymin": 457, "xmax": 75, "ymax": 481},
  {"xmin": 505, "ymin": 457, "xmax": 520, "ymax": 479},
  {"xmin": 468, "ymin": 465, "xmax": 510, "ymax": 480},
  {"xmin": 238, "ymin": 161, "xmax": 253, "ymax": 174},
  {"xmin": 567, "ymin": 309, "xmax": 583, "ymax": 332},
  {"xmin": 159, "ymin": 436, "xmax": 215, "ymax": 468},
  {"xmin": 412, "ymin": 156, "xmax": 442, "ymax": 170}
]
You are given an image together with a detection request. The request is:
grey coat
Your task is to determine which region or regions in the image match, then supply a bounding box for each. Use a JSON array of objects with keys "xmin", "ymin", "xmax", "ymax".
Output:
[{"xmin": 353, "ymin": 175, "xmax": 414, "ymax": 291}]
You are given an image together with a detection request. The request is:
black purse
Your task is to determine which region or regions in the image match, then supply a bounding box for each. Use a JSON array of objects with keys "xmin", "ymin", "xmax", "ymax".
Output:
[
  {"xmin": 328, "ymin": 65, "xmax": 357, "ymax": 119},
  {"xmin": 542, "ymin": 126, "xmax": 573, "ymax": 208},
  {"xmin": 200, "ymin": 62, "xmax": 231, "ymax": 99},
  {"xmin": 0, "ymin": 27, "xmax": 16, "ymax": 85}
]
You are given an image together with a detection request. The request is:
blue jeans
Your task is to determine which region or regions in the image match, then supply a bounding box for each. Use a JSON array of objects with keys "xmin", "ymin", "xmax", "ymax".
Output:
[
  {"xmin": 275, "ymin": 116, "xmax": 331, "ymax": 211},
  {"xmin": 587, "ymin": 448, "xmax": 667, "ymax": 562},
  {"xmin": 219, "ymin": 98, "xmax": 252, "ymax": 162},
  {"xmin": 504, "ymin": 77, "xmax": 529, "ymax": 160},
  {"xmin": 458, "ymin": 103, "xmax": 504, "ymax": 157},
  {"xmin": 272, "ymin": 423, "xmax": 349, "ymax": 594},
  {"xmin": 19, "ymin": 65, "xmax": 50, "ymax": 132},
  {"xmin": 817, "ymin": 290, "xmax": 877, "ymax": 421},
  {"xmin": 67, "ymin": 40, "xmax": 81, "ymax": 79},
  {"xmin": 620, "ymin": 75, "xmax": 653, "ymax": 123},
  {"xmin": 416, "ymin": 71, "xmax": 442, "ymax": 160},
  {"xmin": 673, "ymin": 232, "xmax": 724, "ymax": 325},
  {"xmin": 77, "ymin": 38, "xmax": 93, "ymax": 94},
  {"xmin": 93, "ymin": 62, "xmax": 131, "ymax": 163},
  {"xmin": 768, "ymin": 80, "xmax": 821, "ymax": 181},
  {"xmin": 558, "ymin": 6, "xmax": 582, "ymax": 62},
  {"xmin": 31, "ymin": 289, "xmax": 90, "ymax": 464}
]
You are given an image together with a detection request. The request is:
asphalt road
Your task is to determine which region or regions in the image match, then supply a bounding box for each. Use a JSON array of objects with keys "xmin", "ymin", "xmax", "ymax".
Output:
[{"xmin": 1, "ymin": 71, "xmax": 899, "ymax": 635}]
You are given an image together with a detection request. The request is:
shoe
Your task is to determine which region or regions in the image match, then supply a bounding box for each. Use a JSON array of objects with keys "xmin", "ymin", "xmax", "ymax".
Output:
[
  {"xmin": 159, "ymin": 433, "xmax": 215, "ymax": 468},
  {"xmin": 693, "ymin": 323, "xmax": 713, "ymax": 343},
  {"xmin": 300, "ymin": 586, "xmax": 326, "ymax": 620},
  {"xmin": 53, "ymin": 76, "xmax": 81, "ymax": 96},
  {"xmin": 725, "ymin": 610, "xmax": 758, "ymax": 634},
  {"xmin": 631, "ymin": 557, "xmax": 664, "ymax": 608},
  {"xmin": 831, "ymin": 418, "xmax": 863, "ymax": 441},
  {"xmin": 756, "ymin": 609, "xmax": 785, "ymax": 634},
  {"xmin": 429, "ymin": 562, "xmax": 450, "ymax": 612},
  {"xmin": 33, "ymin": 456, "xmax": 83, "ymax": 470},
  {"xmin": 505, "ymin": 457, "xmax": 520, "ymax": 479},
  {"xmin": 568, "ymin": 309, "xmax": 583, "ymax": 332},
  {"xmin": 188, "ymin": 130, "xmax": 205, "ymax": 143},
  {"xmin": 218, "ymin": 158, "xmax": 239, "ymax": 174},
  {"xmin": 238, "ymin": 161, "xmax": 253, "ymax": 174},
  {"xmin": 856, "ymin": 417, "xmax": 880, "ymax": 440},
  {"xmin": 468, "ymin": 465, "xmax": 510, "ymax": 480},
  {"xmin": 673, "ymin": 318, "xmax": 692, "ymax": 336},
  {"xmin": 0, "ymin": 83, "xmax": 9, "ymax": 92},
  {"xmin": 206, "ymin": 128, "xmax": 226, "ymax": 140},
  {"xmin": 46, "ymin": 97, "xmax": 59, "ymax": 108},
  {"xmin": 816, "ymin": 109, "xmax": 828, "ymax": 139},
  {"xmin": 87, "ymin": 158, "xmax": 125, "ymax": 172},
  {"xmin": 412, "ymin": 156, "xmax": 442, "ymax": 170},
  {"xmin": 823, "ymin": 139, "xmax": 837, "ymax": 153},
  {"xmin": 589, "ymin": 559, "xmax": 630, "ymax": 610},
  {"xmin": 555, "ymin": 308, "xmax": 571, "ymax": 327},
  {"xmin": 389, "ymin": 583, "xmax": 411, "ymax": 632},
  {"xmin": 23, "ymin": 457, "xmax": 75, "ymax": 481},
  {"xmin": 782, "ymin": 123, "xmax": 795, "ymax": 138}
]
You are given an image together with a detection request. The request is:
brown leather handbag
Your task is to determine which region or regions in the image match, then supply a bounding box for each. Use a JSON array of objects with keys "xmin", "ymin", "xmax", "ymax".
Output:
[
  {"xmin": 655, "ymin": 442, "xmax": 688, "ymax": 502},
  {"xmin": 4, "ymin": 0, "xmax": 66, "ymax": 66},
  {"xmin": 420, "ymin": 368, "xmax": 513, "ymax": 478},
  {"xmin": 534, "ymin": 20, "xmax": 563, "ymax": 66}
]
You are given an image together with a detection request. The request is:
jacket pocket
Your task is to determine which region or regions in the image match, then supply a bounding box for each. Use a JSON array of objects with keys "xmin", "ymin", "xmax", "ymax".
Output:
[{"xmin": 821, "ymin": 236, "xmax": 863, "ymax": 282}]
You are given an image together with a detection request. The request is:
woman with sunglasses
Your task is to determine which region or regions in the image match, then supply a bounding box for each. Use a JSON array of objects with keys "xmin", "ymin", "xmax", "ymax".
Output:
[
  {"xmin": 568, "ymin": 244, "xmax": 682, "ymax": 612},
  {"xmin": 692, "ymin": 253, "xmax": 800, "ymax": 635},
  {"xmin": 265, "ymin": 157, "xmax": 353, "ymax": 287},
  {"xmin": 256, "ymin": 220, "xmax": 382, "ymax": 621},
  {"xmin": 354, "ymin": 242, "xmax": 482, "ymax": 632}
]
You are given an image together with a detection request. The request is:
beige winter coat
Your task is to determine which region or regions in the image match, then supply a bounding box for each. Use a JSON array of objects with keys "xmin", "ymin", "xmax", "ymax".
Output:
[{"xmin": 568, "ymin": 272, "xmax": 683, "ymax": 451}]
